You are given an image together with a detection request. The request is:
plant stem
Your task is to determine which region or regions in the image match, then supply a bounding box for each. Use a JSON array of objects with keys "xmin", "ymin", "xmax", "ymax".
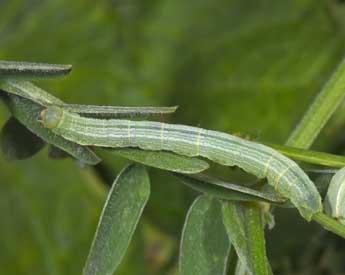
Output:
[
  {"xmin": 284, "ymin": 57, "xmax": 345, "ymax": 238},
  {"xmin": 287, "ymin": 57, "xmax": 345, "ymax": 148},
  {"xmin": 265, "ymin": 142, "xmax": 345, "ymax": 168},
  {"xmin": 312, "ymin": 212, "xmax": 345, "ymax": 238},
  {"xmin": 244, "ymin": 203, "xmax": 269, "ymax": 275}
]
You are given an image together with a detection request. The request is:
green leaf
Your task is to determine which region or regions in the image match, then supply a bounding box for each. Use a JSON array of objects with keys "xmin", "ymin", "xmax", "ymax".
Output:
[
  {"xmin": 174, "ymin": 173, "xmax": 285, "ymax": 204},
  {"xmin": 0, "ymin": 80, "xmax": 64, "ymax": 106},
  {"xmin": 101, "ymin": 148, "xmax": 209, "ymax": 174},
  {"xmin": 0, "ymin": 81, "xmax": 177, "ymax": 119},
  {"xmin": 3, "ymin": 94, "xmax": 101, "ymax": 165},
  {"xmin": 222, "ymin": 202, "xmax": 270, "ymax": 275},
  {"xmin": 265, "ymin": 142, "xmax": 345, "ymax": 168},
  {"xmin": 179, "ymin": 195, "xmax": 230, "ymax": 275},
  {"xmin": 61, "ymin": 104, "xmax": 178, "ymax": 119},
  {"xmin": 1, "ymin": 116, "xmax": 45, "ymax": 160},
  {"xmin": 48, "ymin": 145, "xmax": 70, "ymax": 159},
  {"xmin": 83, "ymin": 164, "xmax": 150, "ymax": 275},
  {"xmin": 0, "ymin": 60, "xmax": 72, "ymax": 80},
  {"xmin": 114, "ymin": 223, "xmax": 150, "ymax": 275}
]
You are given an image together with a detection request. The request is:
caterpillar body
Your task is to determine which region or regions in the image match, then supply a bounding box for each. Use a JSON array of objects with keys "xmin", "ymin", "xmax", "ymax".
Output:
[{"xmin": 41, "ymin": 106, "xmax": 322, "ymax": 220}]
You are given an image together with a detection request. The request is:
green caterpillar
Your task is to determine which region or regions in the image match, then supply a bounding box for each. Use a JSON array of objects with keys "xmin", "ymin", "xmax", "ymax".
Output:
[{"xmin": 40, "ymin": 105, "xmax": 322, "ymax": 220}]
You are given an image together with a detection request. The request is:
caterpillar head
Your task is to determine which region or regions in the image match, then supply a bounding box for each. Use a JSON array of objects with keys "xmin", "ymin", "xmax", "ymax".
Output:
[{"xmin": 40, "ymin": 106, "xmax": 63, "ymax": 129}]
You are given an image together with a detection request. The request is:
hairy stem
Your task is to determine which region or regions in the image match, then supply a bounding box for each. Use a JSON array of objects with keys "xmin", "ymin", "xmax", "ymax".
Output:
[{"xmin": 244, "ymin": 203, "xmax": 269, "ymax": 275}]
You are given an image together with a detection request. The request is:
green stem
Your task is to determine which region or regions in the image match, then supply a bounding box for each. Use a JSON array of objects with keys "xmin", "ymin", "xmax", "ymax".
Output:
[
  {"xmin": 284, "ymin": 57, "xmax": 345, "ymax": 238},
  {"xmin": 312, "ymin": 212, "xmax": 345, "ymax": 238},
  {"xmin": 244, "ymin": 203, "xmax": 269, "ymax": 275},
  {"xmin": 286, "ymin": 57, "xmax": 345, "ymax": 148},
  {"xmin": 265, "ymin": 142, "xmax": 345, "ymax": 168}
]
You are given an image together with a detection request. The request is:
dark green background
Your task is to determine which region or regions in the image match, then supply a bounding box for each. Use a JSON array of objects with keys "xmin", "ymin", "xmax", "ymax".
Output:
[{"xmin": 1, "ymin": 0, "xmax": 345, "ymax": 274}]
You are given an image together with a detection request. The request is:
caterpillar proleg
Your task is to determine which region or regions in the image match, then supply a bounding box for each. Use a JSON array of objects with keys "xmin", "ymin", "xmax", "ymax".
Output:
[{"xmin": 40, "ymin": 106, "xmax": 322, "ymax": 220}]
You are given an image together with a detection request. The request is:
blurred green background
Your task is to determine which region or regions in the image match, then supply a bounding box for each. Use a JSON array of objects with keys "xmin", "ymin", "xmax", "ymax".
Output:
[{"xmin": 1, "ymin": 0, "xmax": 345, "ymax": 274}]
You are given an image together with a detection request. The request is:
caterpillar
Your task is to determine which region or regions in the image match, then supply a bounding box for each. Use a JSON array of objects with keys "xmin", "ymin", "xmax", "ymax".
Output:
[
  {"xmin": 40, "ymin": 105, "xmax": 322, "ymax": 220},
  {"xmin": 325, "ymin": 167, "xmax": 345, "ymax": 224}
]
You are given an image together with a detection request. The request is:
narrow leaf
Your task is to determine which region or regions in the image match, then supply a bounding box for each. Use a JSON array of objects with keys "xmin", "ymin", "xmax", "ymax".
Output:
[
  {"xmin": 0, "ymin": 60, "xmax": 72, "ymax": 80},
  {"xmin": 103, "ymin": 148, "xmax": 209, "ymax": 174},
  {"xmin": 174, "ymin": 173, "xmax": 285, "ymax": 204},
  {"xmin": 48, "ymin": 145, "xmax": 70, "ymax": 159},
  {"xmin": 60, "ymin": 104, "xmax": 178, "ymax": 118},
  {"xmin": 0, "ymin": 81, "xmax": 177, "ymax": 119},
  {"xmin": 265, "ymin": 142, "xmax": 345, "ymax": 168},
  {"xmin": 0, "ymin": 80, "xmax": 64, "ymax": 106},
  {"xmin": 179, "ymin": 195, "xmax": 230, "ymax": 275},
  {"xmin": 222, "ymin": 202, "xmax": 270, "ymax": 275},
  {"xmin": 83, "ymin": 164, "xmax": 150, "ymax": 275},
  {"xmin": 1, "ymin": 117, "xmax": 45, "ymax": 159},
  {"xmin": 3, "ymin": 94, "xmax": 101, "ymax": 165}
]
